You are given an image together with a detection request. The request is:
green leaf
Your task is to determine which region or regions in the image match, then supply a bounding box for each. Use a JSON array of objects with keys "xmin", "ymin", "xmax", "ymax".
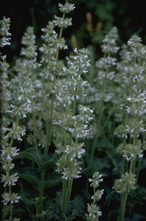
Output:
[
  {"xmin": 82, "ymin": 165, "xmax": 97, "ymax": 177},
  {"xmin": 19, "ymin": 174, "xmax": 40, "ymax": 187},
  {"xmin": 35, "ymin": 211, "xmax": 47, "ymax": 218},
  {"xmin": 107, "ymin": 210, "xmax": 119, "ymax": 221},
  {"xmin": 16, "ymin": 167, "xmax": 40, "ymax": 187},
  {"xmin": 72, "ymin": 194, "xmax": 86, "ymax": 217},
  {"xmin": 13, "ymin": 208, "xmax": 27, "ymax": 217},
  {"xmin": 103, "ymin": 150, "xmax": 118, "ymax": 169},
  {"xmin": 131, "ymin": 213, "xmax": 146, "ymax": 221},
  {"xmin": 44, "ymin": 172, "xmax": 62, "ymax": 190},
  {"xmin": 46, "ymin": 210, "xmax": 55, "ymax": 220},
  {"xmin": 14, "ymin": 148, "xmax": 43, "ymax": 165},
  {"xmin": 41, "ymin": 160, "xmax": 56, "ymax": 172}
]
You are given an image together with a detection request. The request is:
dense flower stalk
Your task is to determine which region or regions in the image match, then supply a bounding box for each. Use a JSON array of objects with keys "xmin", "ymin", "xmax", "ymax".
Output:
[
  {"xmin": 1, "ymin": 17, "xmax": 21, "ymax": 221},
  {"xmin": 114, "ymin": 33, "xmax": 146, "ymax": 221},
  {"xmin": 86, "ymin": 172, "xmax": 104, "ymax": 221}
]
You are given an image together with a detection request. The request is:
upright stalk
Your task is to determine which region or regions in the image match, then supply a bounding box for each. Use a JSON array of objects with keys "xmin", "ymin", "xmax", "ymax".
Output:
[
  {"xmin": 39, "ymin": 2, "xmax": 68, "ymax": 215},
  {"xmin": 7, "ymin": 117, "xmax": 19, "ymax": 220},
  {"xmin": 129, "ymin": 133, "xmax": 137, "ymax": 217},
  {"xmin": 62, "ymin": 101, "xmax": 77, "ymax": 213},
  {"xmin": 62, "ymin": 179, "xmax": 67, "ymax": 213},
  {"xmin": 62, "ymin": 175, "xmax": 73, "ymax": 214},
  {"xmin": 119, "ymin": 112, "xmax": 128, "ymax": 221},
  {"xmin": 32, "ymin": 111, "xmax": 40, "ymax": 165},
  {"xmin": 120, "ymin": 192, "xmax": 128, "ymax": 221},
  {"xmin": 90, "ymin": 55, "xmax": 108, "ymax": 166},
  {"xmin": 44, "ymin": 6, "xmax": 66, "ymax": 159},
  {"xmin": 90, "ymin": 133, "xmax": 98, "ymax": 165},
  {"xmin": 39, "ymin": 171, "xmax": 45, "ymax": 214},
  {"xmin": 9, "ymin": 178, "xmax": 13, "ymax": 221}
]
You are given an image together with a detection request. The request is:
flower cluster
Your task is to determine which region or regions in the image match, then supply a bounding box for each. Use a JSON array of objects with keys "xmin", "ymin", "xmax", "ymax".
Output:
[
  {"xmin": 101, "ymin": 27, "xmax": 119, "ymax": 54},
  {"xmin": 89, "ymin": 172, "xmax": 103, "ymax": 189},
  {"xmin": 86, "ymin": 172, "xmax": 104, "ymax": 220},
  {"xmin": 0, "ymin": 17, "xmax": 21, "ymax": 213},
  {"xmin": 0, "ymin": 17, "xmax": 11, "ymax": 47},
  {"xmin": 20, "ymin": 27, "xmax": 37, "ymax": 58},
  {"xmin": 2, "ymin": 193, "xmax": 21, "ymax": 206},
  {"xmin": 70, "ymin": 105, "xmax": 94, "ymax": 139},
  {"xmin": 53, "ymin": 16, "xmax": 72, "ymax": 28},
  {"xmin": 91, "ymin": 27, "xmax": 119, "ymax": 118},
  {"xmin": 116, "ymin": 140, "xmax": 143, "ymax": 161},
  {"xmin": 114, "ymin": 33, "xmax": 146, "ymax": 142},
  {"xmin": 114, "ymin": 172, "xmax": 137, "ymax": 194},
  {"xmin": 86, "ymin": 204, "xmax": 102, "ymax": 221},
  {"xmin": 126, "ymin": 95, "xmax": 146, "ymax": 117},
  {"xmin": 55, "ymin": 105, "xmax": 94, "ymax": 179},
  {"xmin": 56, "ymin": 153, "xmax": 82, "ymax": 180},
  {"xmin": 113, "ymin": 30, "xmax": 146, "ymax": 220},
  {"xmin": 58, "ymin": 2, "xmax": 75, "ymax": 13}
]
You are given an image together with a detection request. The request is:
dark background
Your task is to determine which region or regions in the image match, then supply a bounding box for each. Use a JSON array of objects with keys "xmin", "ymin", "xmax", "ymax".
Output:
[{"xmin": 1, "ymin": 0, "xmax": 146, "ymax": 63}]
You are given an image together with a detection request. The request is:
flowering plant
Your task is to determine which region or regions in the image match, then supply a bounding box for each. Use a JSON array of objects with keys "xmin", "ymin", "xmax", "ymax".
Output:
[{"xmin": 1, "ymin": 1, "xmax": 146, "ymax": 221}]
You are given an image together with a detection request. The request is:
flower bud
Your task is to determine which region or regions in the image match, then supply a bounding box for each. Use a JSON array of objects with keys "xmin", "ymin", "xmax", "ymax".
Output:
[
  {"xmin": 96, "ymin": 22, "xmax": 102, "ymax": 33},
  {"xmin": 86, "ymin": 12, "xmax": 93, "ymax": 32},
  {"xmin": 71, "ymin": 35, "xmax": 77, "ymax": 49}
]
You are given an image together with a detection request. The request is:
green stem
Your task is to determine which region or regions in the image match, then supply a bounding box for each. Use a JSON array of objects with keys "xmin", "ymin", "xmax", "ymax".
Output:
[
  {"xmin": 44, "ymin": 120, "xmax": 52, "ymax": 161},
  {"xmin": 6, "ymin": 118, "xmax": 20, "ymax": 220},
  {"xmin": 137, "ymin": 157, "xmax": 142, "ymax": 183},
  {"xmin": 121, "ymin": 157, "xmax": 125, "ymax": 175},
  {"xmin": 62, "ymin": 178, "xmax": 73, "ymax": 214},
  {"xmin": 128, "ymin": 135, "xmax": 137, "ymax": 217},
  {"xmin": 93, "ymin": 187, "xmax": 96, "ymax": 204},
  {"xmin": 32, "ymin": 111, "xmax": 40, "ymax": 165},
  {"xmin": 129, "ymin": 159, "xmax": 134, "ymax": 174},
  {"xmin": 9, "ymin": 185, "xmax": 13, "ymax": 221},
  {"xmin": 73, "ymin": 99, "xmax": 76, "ymax": 116},
  {"xmin": 129, "ymin": 190, "xmax": 134, "ymax": 218},
  {"xmin": 62, "ymin": 179, "xmax": 67, "ymax": 213},
  {"xmin": 67, "ymin": 178, "xmax": 73, "ymax": 203},
  {"xmin": 125, "ymin": 159, "xmax": 128, "ymax": 173},
  {"xmin": 101, "ymin": 113, "xmax": 111, "ymax": 130},
  {"xmin": 120, "ymin": 192, "xmax": 128, "ymax": 221},
  {"xmin": 7, "ymin": 117, "xmax": 19, "ymax": 150},
  {"xmin": 62, "ymin": 158, "xmax": 74, "ymax": 214},
  {"xmin": 39, "ymin": 171, "xmax": 45, "ymax": 214},
  {"xmin": 142, "ymin": 132, "xmax": 145, "ymax": 146},
  {"xmin": 90, "ymin": 133, "xmax": 98, "ymax": 165},
  {"xmin": 112, "ymin": 117, "xmax": 115, "ymax": 159}
]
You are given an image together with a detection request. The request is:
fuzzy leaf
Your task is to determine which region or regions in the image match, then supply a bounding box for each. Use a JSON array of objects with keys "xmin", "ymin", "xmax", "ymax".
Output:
[
  {"xmin": 44, "ymin": 172, "xmax": 62, "ymax": 190},
  {"xmin": 82, "ymin": 165, "xmax": 97, "ymax": 177},
  {"xmin": 40, "ymin": 160, "xmax": 56, "ymax": 172},
  {"xmin": 107, "ymin": 210, "xmax": 119, "ymax": 221},
  {"xmin": 72, "ymin": 194, "xmax": 86, "ymax": 217},
  {"xmin": 16, "ymin": 167, "xmax": 40, "ymax": 187},
  {"xmin": 46, "ymin": 210, "xmax": 55, "ymax": 220},
  {"xmin": 14, "ymin": 148, "xmax": 43, "ymax": 165}
]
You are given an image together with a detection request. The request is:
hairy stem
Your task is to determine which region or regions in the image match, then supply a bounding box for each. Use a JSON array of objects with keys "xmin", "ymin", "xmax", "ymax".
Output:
[
  {"xmin": 62, "ymin": 179, "xmax": 67, "ymax": 213},
  {"xmin": 32, "ymin": 111, "xmax": 40, "ymax": 165},
  {"xmin": 120, "ymin": 192, "xmax": 128, "ymax": 221},
  {"xmin": 9, "ymin": 182, "xmax": 13, "ymax": 221},
  {"xmin": 90, "ymin": 133, "xmax": 98, "ymax": 165},
  {"xmin": 67, "ymin": 178, "xmax": 73, "ymax": 204},
  {"xmin": 39, "ymin": 171, "xmax": 45, "ymax": 215}
]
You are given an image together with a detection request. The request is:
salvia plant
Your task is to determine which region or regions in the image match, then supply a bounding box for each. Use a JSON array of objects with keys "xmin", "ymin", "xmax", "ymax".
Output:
[{"xmin": 1, "ymin": 1, "xmax": 146, "ymax": 221}]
